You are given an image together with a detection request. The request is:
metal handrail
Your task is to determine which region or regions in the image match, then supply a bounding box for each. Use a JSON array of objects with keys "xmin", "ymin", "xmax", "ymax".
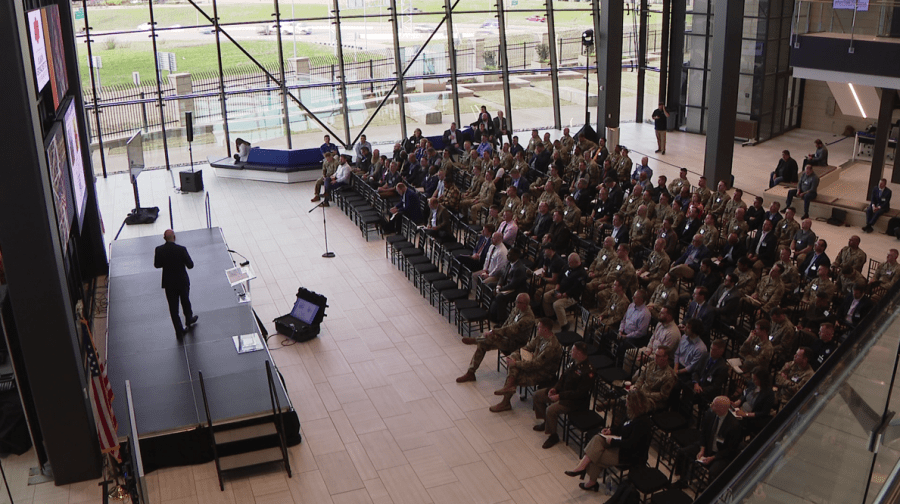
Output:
[
  {"xmin": 197, "ymin": 370, "xmax": 225, "ymax": 491},
  {"xmin": 265, "ymin": 360, "xmax": 292, "ymax": 479}
]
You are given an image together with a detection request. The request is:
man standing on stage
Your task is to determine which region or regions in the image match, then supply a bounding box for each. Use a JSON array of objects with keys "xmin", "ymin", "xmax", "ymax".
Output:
[{"xmin": 154, "ymin": 230, "xmax": 197, "ymax": 338}]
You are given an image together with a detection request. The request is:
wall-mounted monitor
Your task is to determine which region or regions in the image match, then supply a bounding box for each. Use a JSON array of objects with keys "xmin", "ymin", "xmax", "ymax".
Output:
[
  {"xmin": 45, "ymin": 123, "xmax": 74, "ymax": 253},
  {"xmin": 62, "ymin": 99, "xmax": 87, "ymax": 231}
]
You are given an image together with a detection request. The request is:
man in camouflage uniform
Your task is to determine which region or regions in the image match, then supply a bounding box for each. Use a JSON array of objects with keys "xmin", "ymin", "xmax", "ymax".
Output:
[
  {"xmin": 694, "ymin": 176, "xmax": 712, "ymax": 207},
  {"xmin": 697, "ymin": 214, "xmax": 720, "ymax": 251},
  {"xmin": 769, "ymin": 307, "xmax": 798, "ymax": 366},
  {"xmin": 724, "ymin": 207, "xmax": 750, "ymax": 241},
  {"xmin": 739, "ymin": 319, "xmax": 774, "ymax": 372},
  {"xmin": 871, "ymin": 249, "xmax": 900, "ymax": 301},
  {"xmin": 630, "ymin": 205, "xmax": 654, "ymax": 250},
  {"xmin": 776, "ymin": 207, "xmax": 800, "ymax": 253},
  {"xmin": 707, "ymin": 181, "xmax": 730, "ymax": 221},
  {"xmin": 723, "ymin": 188, "xmax": 748, "ymax": 222},
  {"xmin": 638, "ymin": 238, "xmax": 672, "ymax": 294},
  {"xmin": 490, "ymin": 317, "xmax": 563, "ymax": 412},
  {"xmin": 533, "ymin": 341, "xmax": 594, "ymax": 448},
  {"xmin": 311, "ymin": 151, "xmax": 339, "ymax": 202},
  {"xmin": 668, "ymin": 167, "xmax": 691, "ymax": 197},
  {"xmin": 457, "ymin": 293, "xmax": 536, "ymax": 383},
  {"xmin": 775, "ymin": 347, "xmax": 814, "ymax": 405},
  {"xmin": 586, "ymin": 244, "xmax": 636, "ymax": 309},
  {"xmin": 438, "ymin": 176, "xmax": 461, "ymax": 213},
  {"xmin": 595, "ymin": 279, "xmax": 630, "ymax": 330},
  {"xmin": 744, "ymin": 263, "xmax": 785, "ymax": 316},
  {"xmin": 831, "ymin": 235, "xmax": 867, "ymax": 275},
  {"xmin": 631, "ymin": 347, "xmax": 677, "ymax": 411},
  {"xmin": 775, "ymin": 247, "xmax": 801, "ymax": 297},
  {"xmin": 801, "ymin": 264, "xmax": 835, "ymax": 304},
  {"xmin": 646, "ymin": 273, "xmax": 679, "ymax": 320}
]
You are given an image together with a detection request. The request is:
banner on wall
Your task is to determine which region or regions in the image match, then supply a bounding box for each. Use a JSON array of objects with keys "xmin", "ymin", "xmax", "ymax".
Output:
[
  {"xmin": 27, "ymin": 9, "xmax": 50, "ymax": 92},
  {"xmin": 833, "ymin": 0, "xmax": 868, "ymax": 11}
]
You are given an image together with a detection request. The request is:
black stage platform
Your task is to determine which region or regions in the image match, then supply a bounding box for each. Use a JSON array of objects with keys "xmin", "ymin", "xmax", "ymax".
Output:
[{"xmin": 107, "ymin": 228, "xmax": 300, "ymax": 470}]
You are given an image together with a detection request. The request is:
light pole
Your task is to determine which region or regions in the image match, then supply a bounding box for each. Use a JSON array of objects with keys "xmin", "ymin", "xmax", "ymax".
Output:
[{"xmin": 292, "ymin": 0, "xmax": 297, "ymax": 58}]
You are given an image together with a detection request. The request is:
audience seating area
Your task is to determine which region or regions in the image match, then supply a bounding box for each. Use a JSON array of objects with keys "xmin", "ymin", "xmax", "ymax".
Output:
[{"xmin": 315, "ymin": 126, "xmax": 897, "ymax": 502}]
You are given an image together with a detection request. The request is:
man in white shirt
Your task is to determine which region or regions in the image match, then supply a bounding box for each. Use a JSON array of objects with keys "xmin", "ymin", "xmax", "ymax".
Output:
[
  {"xmin": 472, "ymin": 232, "xmax": 508, "ymax": 288},
  {"xmin": 323, "ymin": 154, "xmax": 352, "ymax": 205},
  {"xmin": 497, "ymin": 209, "xmax": 518, "ymax": 247}
]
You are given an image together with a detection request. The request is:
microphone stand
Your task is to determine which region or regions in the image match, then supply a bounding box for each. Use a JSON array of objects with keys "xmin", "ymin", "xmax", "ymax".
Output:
[{"xmin": 309, "ymin": 201, "xmax": 335, "ymax": 258}]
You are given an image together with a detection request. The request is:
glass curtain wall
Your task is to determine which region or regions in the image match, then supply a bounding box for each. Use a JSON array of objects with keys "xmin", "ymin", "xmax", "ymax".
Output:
[
  {"xmin": 679, "ymin": 0, "xmax": 800, "ymax": 140},
  {"xmin": 72, "ymin": 0, "xmax": 796, "ymax": 176}
]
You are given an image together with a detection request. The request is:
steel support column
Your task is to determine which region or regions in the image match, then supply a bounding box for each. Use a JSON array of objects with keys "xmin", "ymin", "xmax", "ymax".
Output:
[
  {"xmin": 592, "ymin": 0, "xmax": 603, "ymax": 130},
  {"xmin": 703, "ymin": 0, "xmax": 743, "ymax": 184},
  {"xmin": 390, "ymin": 0, "xmax": 408, "ymax": 141},
  {"xmin": 331, "ymin": 0, "xmax": 352, "ymax": 148},
  {"xmin": 545, "ymin": 0, "xmax": 562, "ymax": 129},
  {"xmin": 666, "ymin": 0, "xmax": 685, "ymax": 124},
  {"xmin": 658, "ymin": 0, "xmax": 670, "ymax": 105},
  {"xmin": 273, "ymin": 0, "xmax": 293, "ymax": 149},
  {"xmin": 871, "ymin": 89, "xmax": 899, "ymax": 186},
  {"xmin": 148, "ymin": 0, "xmax": 171, "ymax": 171},
  {"xmin": 597, "ymin": 0, "xmax": 623, "ymax": 132},
  {"xmin": 80, "ymin": 0, "xmax": 107, "ymax": 178},
  {"xmin": 636, "ymin": 0, "xmax": 649, "ymax": 122},
  {"xmin": 496, "ymin": 0, "xmax": 513, "ymax": 136},
  {"xmin": 445, "ymin": 0, "xmax": 461, "ymax": 127},
  {"xmin": 184, "ymin": 0, "xmax": 346, "ymax": 147},
  {"xmin": 211, "ymin": 0, "xmax": 232, "ymax": 157}
]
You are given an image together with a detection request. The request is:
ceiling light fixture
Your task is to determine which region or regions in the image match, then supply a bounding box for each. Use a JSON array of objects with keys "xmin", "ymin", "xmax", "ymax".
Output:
[{"xmin": 848, "ymin": 83, "xmax": 867, "ymax": 118}]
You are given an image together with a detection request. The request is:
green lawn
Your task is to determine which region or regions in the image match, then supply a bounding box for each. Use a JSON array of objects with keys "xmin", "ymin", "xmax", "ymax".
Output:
[
  {"xmin": 79, "ymin": 3, "xmax": 330, "ymax": 32},
  {"xmin": 78, "ymin": 39, "xmax": 377, "ymax": 88}
]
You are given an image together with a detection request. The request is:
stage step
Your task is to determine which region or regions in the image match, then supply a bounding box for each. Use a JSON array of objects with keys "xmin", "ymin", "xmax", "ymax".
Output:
[
  {"xmin": 214, "ymin": 423, "xmax": 277, "ymax": 445},
  {"xmin": 219, "ymin": 447, "xmax": 284, "ymax": 471}
]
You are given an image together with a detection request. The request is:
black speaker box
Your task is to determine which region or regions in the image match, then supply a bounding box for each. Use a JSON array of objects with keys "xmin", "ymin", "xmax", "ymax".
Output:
[
  {"xmin": 180, "ymin": 170, "xmax": 203, "ymax": 192},
  {"xmin": 185, "ymin": 111, "xmax": 194, "ymax": 142},
  {"xmin": 574, "ymin": 124, "xmax": 599, "ymax": 144}
]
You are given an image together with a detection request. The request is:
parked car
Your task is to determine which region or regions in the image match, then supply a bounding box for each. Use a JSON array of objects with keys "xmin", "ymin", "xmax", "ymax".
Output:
[
  {"xmin": 526, "ymin": 14, "xmax": 546, "ymax": 22},
  {"xmin": 477, "ymin": 19, "xmax": 499, "ymax": 35},
  {"xmin": 265, "ymin": 22, "xmax": 312, "ymax": 35}
]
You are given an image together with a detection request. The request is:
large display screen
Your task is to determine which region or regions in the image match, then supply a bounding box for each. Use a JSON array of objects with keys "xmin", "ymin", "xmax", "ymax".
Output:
[
  {"xmin": 63, "ymin": 99, "xmax": 87, "ymax": 230},
  {"xmin": 45, "ymin": 123, "xmax": 75, "ymax": 252}
]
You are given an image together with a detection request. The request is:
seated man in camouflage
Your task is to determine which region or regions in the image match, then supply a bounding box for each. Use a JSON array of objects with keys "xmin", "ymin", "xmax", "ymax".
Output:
[
  {"xmin": 774, "ymin": 346, "xmax": 814, "ymax": 406},
  {"xmin": 870, "ymin": 249, "xmax": 900, "ymax": 301},
  {"xmin": 490, "ymin": 318, "xmax": 563, "ymax": 412},
  {"xmin": 457, "ymin": 293, "xmax": 535, "ymax": 383},
  {"xmin": 630, "ymin": 347, "xmax": 677, "ymax": 411}
]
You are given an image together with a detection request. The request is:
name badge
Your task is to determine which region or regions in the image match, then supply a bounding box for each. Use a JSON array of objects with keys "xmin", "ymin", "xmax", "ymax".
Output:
[
  {"xmin": 662, "ymin": 292, "xmax": 668, "ymax": 298},
  {"xmin": 754, "ymin": 344, "xmax": 761, "ymax": 352},
  {"xmin": 812, "ymin": 284, "xmax": 818, "ymax": 290},
  {"xmin": 706, "ymin": 375, "xmax": 713, "ymax": 382},
  {"xmin": 636, "ymin": 223, "xmax": 642, "ymax": 228},
  {"xmin": 797, "ymin": 240, "xmax": 803, "ymax": 245},
  {"xmin": 700, "ymin": 229, "xmax": 706, "ymax": 234},
  {"xmin": 888, "ymin": 271, "xmax": 894, "ymax": 276},
  {"xmin": 792, "ymin": 376, "xmax": 800, "ymax": 383},
  {"xmin": 824, "ymin": 310, "xmax": 830, "ymax": 316},
  {"xmin": 717, "ymin": 197, "xmax": 722, "ymax": 203},
  {"xmin": 602, "ymin": 255, "xmax": 608, "ymax": 261},
  {"xmin": 811, "ymin": 265, "xmax": 818, "ymax": 271},
  {"xmin": 662, "ymin": 232, "xmax": 668, "ymax": 238},
  {"xmin": 769, "ymin": 334, "xmax": 774, "ymax": 341},
  {"xmin": 616, "ymin": 265, "xmax": 622, "ymax": 271}
]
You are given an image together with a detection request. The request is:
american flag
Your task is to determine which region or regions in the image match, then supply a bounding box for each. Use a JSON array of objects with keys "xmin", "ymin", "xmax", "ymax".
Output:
[{"xmin": 82, "ymin": 321, "xmax": 120, "ymax": 462}]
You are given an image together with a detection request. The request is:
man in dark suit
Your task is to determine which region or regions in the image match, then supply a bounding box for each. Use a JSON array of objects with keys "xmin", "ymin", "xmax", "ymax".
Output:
[
  {"xmin": 677, "ymin": 208, "xmax": 703, "ymax": 246},
  {"xmin": 459, "ymin": 224, "xmax": 494, "ymax": 272},
  {"xmin": 675, "ymin": 396, "xmax": 742, "ymax": 487},
  {"xmin": 489, "ymin": 248, "xmax": 529, "ymax": 323},
  {"xmin": 769, "ymin": 149, "xmax": 799, "ymax": 187},
  {"xmin": 607, "ymin": 213, "xmax": 630, "ymax": 247},
  {"xmin": 670, "ymin": 234, "xmax": 710, "ymax": 280},
  {"xmin": 492, "ymin": 110, "xmax": 510, "ymax": 145},
  {"xmin": 690, "ymin": 339, "xmax": 730, "ymax": 405},
  {"xmin": 423, "ymin": 197, "xmax": 451, "ymax": 241},
  {"xmin": 682, "ymin": 286, "xmax": 714, "ymax": 338},
  {"xmin": 863, "ymin": 178, "xmax": 892, "ymax": 233},
  {"xmin": 799, "ymin": 239, "xmax": 831, "ymax": 280},
  {"xmin": 747, "ymin": 218, "xmax": 778, "ymax": 270},
  {"xmin": 709, "ymin": 273, "xmax": 742, "ymax": 327},
  {"xmin": 531, "ymin": 143, "xmax": 551, "ymax": 174},
  {"xmin": 508, "ymin": 169, "xmax": 529, "ymax": 197},
  {"xmin": 154, "ymin": 230, "xmax": 197, "ymax": 338},
  {"xmin": 388, "ymin": 183, "xmax": 422, "ymax": 233},
  {"xmin": 837, "ymin": 283, "xmax": 873, "ymax": 331},
  {"xmin": 717, "ymin": 232, "xmax": 747, "ymax": 273},
  {"xmin": 442, "ymin": 122, "xmax": 462, "ymax": 156}
]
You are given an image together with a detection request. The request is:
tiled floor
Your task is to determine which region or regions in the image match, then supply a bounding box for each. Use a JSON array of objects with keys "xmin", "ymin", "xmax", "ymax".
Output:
[{"xmin": 2, "ymin": 123, "xmax": 897, "ymax": 504}]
